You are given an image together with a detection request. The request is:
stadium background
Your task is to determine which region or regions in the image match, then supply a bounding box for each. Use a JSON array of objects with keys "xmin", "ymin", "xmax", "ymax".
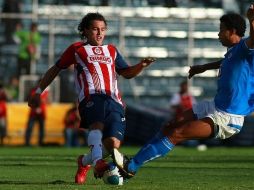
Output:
[{"xmin": 0, "ymin": 0, "xmax": 254, "ymax": 146}]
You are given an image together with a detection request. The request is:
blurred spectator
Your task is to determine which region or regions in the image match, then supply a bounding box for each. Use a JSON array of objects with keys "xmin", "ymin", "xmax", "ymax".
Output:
[
  {"xmin": 169, "ymin": 80, "xmax": 196, "ymax": 121},
  {"xmin": 25, "ymin": 86, "xmax": 49, "ymax": 146},
  {"xmin": 64, "ymin": 103, "xmax": 87, "ymax": 147},
  {"xmin": 0, "ymin": 83, "xmax": 7, "ymax": 145},
  {"xmin": 13, "ymin": 22, "xmax": 42, "ymax": 77},
  {"xmin": 5, "ymin": 76, "xmax": 19, "ymax": 102},
  {"xmin": 1, "ymin": 0, "xmax": 21, "ymax": 44},
  {"xmin": 169, "ymin": 80, "xmax": 206, "ymax": 148}
]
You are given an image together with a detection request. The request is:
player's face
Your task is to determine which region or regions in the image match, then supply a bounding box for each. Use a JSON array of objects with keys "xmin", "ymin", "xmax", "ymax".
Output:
[
  {"xmin": 84, "ymin": 20, "xmax": 107, "ymax": 46},
  {"xmin": 218, "ymin": 22, "xmax": 233, "ymax": 47}
]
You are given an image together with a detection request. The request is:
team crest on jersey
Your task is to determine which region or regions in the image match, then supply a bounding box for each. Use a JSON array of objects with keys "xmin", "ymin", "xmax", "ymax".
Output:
[
  {"xmin": 227, "ymin": 52, "xmax": 232, "ymax": 59},
  {"xmin": 94, "ymin": 47, "xmax": 102, "ymax": 54}
]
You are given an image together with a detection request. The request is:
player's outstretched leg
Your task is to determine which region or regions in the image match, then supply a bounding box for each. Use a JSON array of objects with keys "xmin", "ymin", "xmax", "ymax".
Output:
[
  {"xmin": 112, "ymin": 130, "xmax": 165, "ymax": 178},
  {"xmin": 75, "ymin": 155, "xmax": 91, "ymax": 184},
  {"xmin": 113, "ymin": 136, "xmax": 174, "ymax": 178}
]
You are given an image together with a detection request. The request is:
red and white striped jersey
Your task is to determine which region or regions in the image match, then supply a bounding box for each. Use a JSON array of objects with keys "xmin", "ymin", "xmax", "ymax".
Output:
[{"xmin": 56, "ymin": 42, "xmax": 129, "ymax": 106}]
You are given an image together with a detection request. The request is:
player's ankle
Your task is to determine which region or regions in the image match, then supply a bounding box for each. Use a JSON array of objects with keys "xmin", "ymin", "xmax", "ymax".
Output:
[{"xmin": 127, "ymin": 160, "xmax": 137, "ymax": 174}]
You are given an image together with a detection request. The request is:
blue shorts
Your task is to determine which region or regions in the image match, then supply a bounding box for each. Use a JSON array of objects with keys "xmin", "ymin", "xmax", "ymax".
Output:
[{"xmin": 79, "ymin": 94, "xmax": 126, "ymax": 141}]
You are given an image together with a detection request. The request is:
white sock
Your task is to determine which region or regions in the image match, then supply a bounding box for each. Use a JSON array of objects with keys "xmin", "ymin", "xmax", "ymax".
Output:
[
  {"xmin": 87, "ymin": 129, "xmax": 103, "ymax": 166},
  {"xmin": 82, "ymin": 145, "xmax": 110, "ymax": 166}
]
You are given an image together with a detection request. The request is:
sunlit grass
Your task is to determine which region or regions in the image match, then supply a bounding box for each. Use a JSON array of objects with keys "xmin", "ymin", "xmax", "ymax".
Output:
[{"xmin": 0, "ymin": 146, "xmax": 254, "ymax": 189}]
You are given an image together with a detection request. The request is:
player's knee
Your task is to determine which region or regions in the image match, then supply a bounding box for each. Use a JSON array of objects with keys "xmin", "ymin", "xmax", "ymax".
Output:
[
  {"xmin": 103, "ymin": 137, "xmax": 121, "ymax": 151},
  {"xmin": 162, "ymin": 120, "xmax": 178, "ymax": 135},
  {"xmin": 167, "ymin": 127, "xmax": 185, "ymax": 144},
  {"xmin": 89, "ymin": 122, "xmax": 104, "ymax": 130}
]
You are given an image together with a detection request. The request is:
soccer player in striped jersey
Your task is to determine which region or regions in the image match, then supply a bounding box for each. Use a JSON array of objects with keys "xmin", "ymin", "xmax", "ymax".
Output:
[
  {"xmin": 113, "ymin": 4, "xmax": 254, "ymax": 179},
  {"xmin": 28, "ymin": 12, "xmax": 155, "ymax": 184}
]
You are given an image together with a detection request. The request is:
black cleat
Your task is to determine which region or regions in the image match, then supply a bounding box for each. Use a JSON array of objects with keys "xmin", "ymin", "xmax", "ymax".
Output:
[{"xmin": 111, "ymin": 148, "xmax": 135, "ymax": 179}]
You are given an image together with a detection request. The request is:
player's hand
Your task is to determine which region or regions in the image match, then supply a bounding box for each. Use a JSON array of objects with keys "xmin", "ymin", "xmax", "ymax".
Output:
[
  {"xmin": 188, "ymin": 65, "xmax": 205, "ymax": 79},
  {"xmin": 140, "ymin": 57, "xmax": 156, "ymax": 68},
  {"xmin": 28, "ymin": 93, "xmax": 41, "ymax": 108},
  {"xmin": 247, "ymin": 4, "xmax": 254, "ymax": 22}
]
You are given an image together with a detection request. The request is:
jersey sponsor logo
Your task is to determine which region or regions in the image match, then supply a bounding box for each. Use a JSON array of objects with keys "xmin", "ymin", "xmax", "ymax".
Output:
[{"xmin": 88, "ymin": 55, "xmax": 112, "ymax": 64}]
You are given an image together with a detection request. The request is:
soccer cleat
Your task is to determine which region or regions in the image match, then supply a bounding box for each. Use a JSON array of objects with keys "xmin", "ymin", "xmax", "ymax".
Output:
[
  {"xmin": 112, "ymin": 148, "xmax": 135, "ymax": 179},
  {"xmin": 75, "ymin": 155, "xmax": 91, "ymax": 184},
  {"xmin": 93, "ymin": 159, "xmax": 109, "ymax": 178}
]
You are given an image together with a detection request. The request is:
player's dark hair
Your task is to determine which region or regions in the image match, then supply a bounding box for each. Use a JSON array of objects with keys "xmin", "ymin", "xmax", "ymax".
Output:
[
  {"xmin": 78, "ymin": 12, "xmax": 107, "ymax": 40},
  {"xmin": 220, "ymin": 13, "xmax": 246, "ymax": 37}
]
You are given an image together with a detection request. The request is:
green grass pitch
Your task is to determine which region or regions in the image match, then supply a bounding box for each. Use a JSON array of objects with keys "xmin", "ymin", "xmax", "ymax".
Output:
[{"xmin": 0, "ymin": 146, "xmax": 254, "ymax": 190}]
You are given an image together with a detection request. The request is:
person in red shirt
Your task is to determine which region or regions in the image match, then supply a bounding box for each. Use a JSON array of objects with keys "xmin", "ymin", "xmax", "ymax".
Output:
[
  {"xmin": 64, "ymin": 103, "xmax": 87, "ymax": 147},
  {"xmin": 169, "ymin": 80, "xmax": 196, "ymax": 121},
  {"xmin": 169, "ymin": 80, "xmax": 203, "ymax": 147},
  {"xmin": 25, "ymin": 86, "xmax": 49, "ymax": 146},
  {"xmin": 0, "ymin": 83, "xmax": 7, "ymax": 145}
]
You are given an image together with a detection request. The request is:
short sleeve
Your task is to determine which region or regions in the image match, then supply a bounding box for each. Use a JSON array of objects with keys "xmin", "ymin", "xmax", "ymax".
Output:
[
  {"xmin": 55, "ymin": 44, "xmax": 77, "ymax": 69},
  {"xmin": 115, "ymin": 48, "xmax": 129, "ymax": 70}
]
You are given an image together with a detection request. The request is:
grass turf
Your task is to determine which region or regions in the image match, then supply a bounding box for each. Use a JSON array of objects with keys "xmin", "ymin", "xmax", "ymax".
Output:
[{"xmin": 0, "ymin": 146, "xmax": 254, "ymax": 190}]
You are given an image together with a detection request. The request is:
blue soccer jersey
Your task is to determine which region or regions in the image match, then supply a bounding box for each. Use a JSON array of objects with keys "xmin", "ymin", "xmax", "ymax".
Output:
[{"xmin": 214, "ymin": 39, "xmax": 254, "ymax": 115}]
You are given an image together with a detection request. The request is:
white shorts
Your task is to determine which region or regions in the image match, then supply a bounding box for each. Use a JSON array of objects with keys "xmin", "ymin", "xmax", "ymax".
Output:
[{"xmin": 192, "ymin": 100, "xmax": 244, "ymax": 139}]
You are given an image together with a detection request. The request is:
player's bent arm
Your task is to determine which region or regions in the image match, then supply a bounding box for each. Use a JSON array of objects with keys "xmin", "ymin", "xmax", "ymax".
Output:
[
  {"xmin": 37, "ymin": 65, "xmax": 61, "ymax": 92},
  {"xmin": 118, "ymin": 63, "xmax": 144, "ymax": 79},
  {"xmin": 202, "ymin": 60, "xmax": 222, "ymax": 70},
  {"xmin": 118, "ymin": 57, "xmax": 156, "ymax": 79},
  {"xmin": 28, "ymin": 65, "xmax": 61, "ymax": 108},
  {"xmin": 246, "ymin": 4, "xmax": 254, "ymax": 48},
  {"xmin": 188, "ymin": 60, "xmax": 221, "ymax": 79}
]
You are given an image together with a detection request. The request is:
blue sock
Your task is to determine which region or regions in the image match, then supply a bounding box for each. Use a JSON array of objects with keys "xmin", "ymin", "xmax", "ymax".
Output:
[
  {"xmin": 128, "ymin": 136, "xmax": 174, "ymax": 173},
  {"xmin": 139, "ymin": 131, "xmax": 164, "ymax": 151}
]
